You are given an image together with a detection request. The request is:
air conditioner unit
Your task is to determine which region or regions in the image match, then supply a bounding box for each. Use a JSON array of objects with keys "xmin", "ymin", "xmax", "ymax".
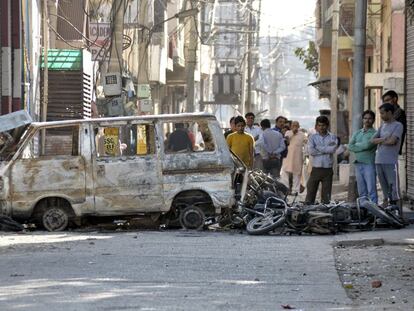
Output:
[{"xmin": 103, "ymin": 72, "xmax": 122, "ymax": 96}]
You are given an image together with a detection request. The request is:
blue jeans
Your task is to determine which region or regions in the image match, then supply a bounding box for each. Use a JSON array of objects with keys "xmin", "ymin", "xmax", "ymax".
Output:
[{"xmin": 355, "ymin": 163, "xmax": 378, "ymax": 203}]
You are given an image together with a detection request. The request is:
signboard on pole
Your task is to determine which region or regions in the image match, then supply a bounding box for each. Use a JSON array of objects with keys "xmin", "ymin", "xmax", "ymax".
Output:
[{"xmin": 89, "ymin": 22, "xmax": 111, "ymax": 61}]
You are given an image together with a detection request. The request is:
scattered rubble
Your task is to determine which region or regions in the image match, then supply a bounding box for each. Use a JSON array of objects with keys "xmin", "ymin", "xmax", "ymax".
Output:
[{"xmin": 334, "ymin": 241, "xmax": 414, "ymax": 307}]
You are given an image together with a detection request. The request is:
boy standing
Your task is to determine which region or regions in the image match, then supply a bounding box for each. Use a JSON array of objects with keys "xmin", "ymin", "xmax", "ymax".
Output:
[
  {"xmin": 226, "ymin": 116, "xmax": 254, "ymax": 169},
  {"xmin": 244, "ymin": 112, "xmax": 263, "ymax": 169}
]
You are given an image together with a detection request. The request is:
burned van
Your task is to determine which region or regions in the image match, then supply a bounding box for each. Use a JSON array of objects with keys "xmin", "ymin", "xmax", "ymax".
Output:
[{"xmin": 0, "ymin": 111, "xmax": 244, "ymax": 231}]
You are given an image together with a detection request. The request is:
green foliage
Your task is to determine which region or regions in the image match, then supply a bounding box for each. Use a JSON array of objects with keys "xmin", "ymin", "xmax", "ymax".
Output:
[{"xmin": 294, "ymin": 41, "xmax": 319, "ymax": 77}]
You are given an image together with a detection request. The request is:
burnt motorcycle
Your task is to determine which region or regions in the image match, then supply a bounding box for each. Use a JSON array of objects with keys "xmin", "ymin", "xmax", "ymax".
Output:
[
  {"xmin": 246, "ymin": 195, "xmax": 405, "ymax": 235},
  {"xmin": 246, "ymin": 197, "xmax": 336, "ymax": 235},
  {"xmin": 218, "ymin": 169, "xmax": 288, "ymax": 229}
]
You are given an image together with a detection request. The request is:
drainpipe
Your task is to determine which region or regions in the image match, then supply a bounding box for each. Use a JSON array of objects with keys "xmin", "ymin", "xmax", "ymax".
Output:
[
  {"xmin": 330, "ymin": 0, "xmax": 339, "ymax": 179},
  {"xmin": 41, "ymin": 0, "xmax": 49, "ymax": 155},
  {"xmin": 348, "ymin": 0, "xmax": 367, "ymax": 201},
  {"xmin": 11, "ymin": 0, "xmax": 22, "ymax": 112},
  {"xmin": 1, "ymin": 0, "xmax": 12, "ymax": 115}
]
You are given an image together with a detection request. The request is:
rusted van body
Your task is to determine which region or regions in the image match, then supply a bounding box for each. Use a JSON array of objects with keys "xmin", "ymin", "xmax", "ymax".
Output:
[{"xmin": 0, "ymin": 111, "xmax": 240, "ymax": 231}]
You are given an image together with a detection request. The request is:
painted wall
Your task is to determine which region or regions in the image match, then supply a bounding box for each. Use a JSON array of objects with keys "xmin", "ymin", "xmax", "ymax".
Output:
[
  {"xmin": 391, "ymin": 10, "xmax": 405, "ymax": 72},
  {"xmin": 318, "ymin": 47, "xmax": 352, "ymax": 79}
]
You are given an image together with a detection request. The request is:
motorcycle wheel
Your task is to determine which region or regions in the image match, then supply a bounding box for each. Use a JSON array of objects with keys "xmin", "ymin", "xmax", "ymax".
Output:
[
  {"xmin": 362, "ymin": 201, "xmax": 404, "ymax": 229},
  {"xmin": 246, "ymin": 211, "xmax": 285, "ymax": 235}
]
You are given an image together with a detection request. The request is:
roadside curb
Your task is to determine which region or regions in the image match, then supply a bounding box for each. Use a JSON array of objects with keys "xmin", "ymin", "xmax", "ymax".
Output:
[
  {"xmin": 334, "ymin": 238, "xmax": 384, "ymax": 248},
  {"xmin": 335, "ymin": 236, "xmax": 414, "ymax": 248}
]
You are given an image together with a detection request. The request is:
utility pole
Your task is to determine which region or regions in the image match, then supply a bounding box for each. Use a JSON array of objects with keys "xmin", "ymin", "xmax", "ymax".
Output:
[
  {"xmin": 246, "ymin": 8, "xmax": 253, "ymax": 114},
  {"xmin": 108, "ymin": 0, "xmax": 124, "ymax": 73},
  {"xmin": 185, "ymin": 0, "xmax": 198, "ymax": 113},
  {"xmin": 348, "ymin": 0, "xmax": 367, "ymax": 201},
  {"xmin": 41, "ymin": 0, "xmax": 49, "ymax": 154},
  {"xmin": 255, "ymin": 0, "xmax": 262, "ymax": 47},
  {"xmin": 137, "ymin": 0, "xmax": 149, "ymax": 85},
  {"xmin": 330, "ymin": 0, "xmax": 339, "ymax": 178}
]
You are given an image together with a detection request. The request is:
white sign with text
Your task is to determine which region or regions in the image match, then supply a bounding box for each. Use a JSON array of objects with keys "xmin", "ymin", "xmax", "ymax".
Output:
[{"xmin": 89, "ymin": 22, "xmax": 111, "ymax": 61}]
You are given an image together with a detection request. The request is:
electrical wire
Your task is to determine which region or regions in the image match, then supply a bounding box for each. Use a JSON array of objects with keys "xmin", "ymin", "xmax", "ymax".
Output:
[{"xmin": 47, "ymin": 21, "xmax": 90, "ymax": 49}]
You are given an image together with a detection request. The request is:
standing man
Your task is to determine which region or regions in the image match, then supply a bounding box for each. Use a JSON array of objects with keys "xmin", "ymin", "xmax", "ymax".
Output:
[
  {"xmin": 244, "ymin": 112, "xmax": 263, "ymax": 169},
  {"xmin": 273, "ymin": 116, "xmax": 287, "ymax": 132},
  {"xmin": 305, "ymin": 116, "xmax": 338, "ymax": 204},
  {"xmin": 348, "ymin": 110, "xmax": 378, "ymax": 203},
  {"xmin": 167, "ymin": 123, "xmax": 193, "ymax": 152},
  {"xmin": 226, "ymin": 116, "xmax": 254, "ymax": 169},
  {"xmin": 258, "ymin": 119, "xmax": 286, "ymax": 178},
  {"xmin": 224, "ymin": 116, "xmax": 236, "ymax": 138},
  {"xmin": 382, "ymin": 90, "xmax": 406, "ymax": 155},
  {"xmin": 371, "ymin": 103, "xmax": 404, "ymax": 212},
  {"xmin": 281, "ymin": 121, "xmax": 306, "ymax": 194}
]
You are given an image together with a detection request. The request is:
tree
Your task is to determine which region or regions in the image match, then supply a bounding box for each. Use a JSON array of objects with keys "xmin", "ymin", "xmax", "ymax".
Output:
[{"xmin": 294, "ymin": 41, "xmax": 319, "ymax": 77}]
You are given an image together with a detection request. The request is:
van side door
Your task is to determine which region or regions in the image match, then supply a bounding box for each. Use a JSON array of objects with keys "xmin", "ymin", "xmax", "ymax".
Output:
[{"xmin": 92, "ymin": 121, "xmax": 163, "ymax": 215}]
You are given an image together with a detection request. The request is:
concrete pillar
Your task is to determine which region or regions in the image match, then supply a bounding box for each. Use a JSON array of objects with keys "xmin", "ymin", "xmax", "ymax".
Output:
[
  {"xmin": 1, "ymin": 0, "xmax": 12, "ymax": 115},
  {"xmin": 11, "ymin": 0, "xmax": 21, "ymax": 111}
]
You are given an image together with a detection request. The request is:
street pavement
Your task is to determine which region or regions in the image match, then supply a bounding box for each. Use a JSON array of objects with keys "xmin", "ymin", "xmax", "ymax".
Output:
[{"xmin": 0, "ymin": 227, "xmax": 413, "ymax": 311}]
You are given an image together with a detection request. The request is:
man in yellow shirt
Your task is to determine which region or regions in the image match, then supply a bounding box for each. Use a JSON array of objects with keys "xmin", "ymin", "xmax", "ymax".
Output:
[{"xmin": 226, "ymin": 116, "xmax": 254, "ymax": 168}]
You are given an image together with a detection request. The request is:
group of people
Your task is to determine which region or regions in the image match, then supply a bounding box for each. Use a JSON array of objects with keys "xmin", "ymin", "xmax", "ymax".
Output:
[
  {"xmin": 225, "ymin": 90, "xmax": 407, "ymax": 217},
  {"xmin": 348, "ymin": 90, "xmax": 406, "ymax": 214},
  {"xmin": 225, "ymin": 113, "xmax": 307, "ymax": 194}
]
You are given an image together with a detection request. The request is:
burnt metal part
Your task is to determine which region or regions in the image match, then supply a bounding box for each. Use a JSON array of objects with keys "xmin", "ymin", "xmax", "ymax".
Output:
[{"xmin": 0, "ymin": 216, "xmax": 24, "ymax": 231}]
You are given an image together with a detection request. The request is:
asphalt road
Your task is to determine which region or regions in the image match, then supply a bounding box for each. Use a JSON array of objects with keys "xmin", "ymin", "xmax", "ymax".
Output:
[{"xmin": 0, "ymin": 228, "xmax": 412, "ymax": 311}]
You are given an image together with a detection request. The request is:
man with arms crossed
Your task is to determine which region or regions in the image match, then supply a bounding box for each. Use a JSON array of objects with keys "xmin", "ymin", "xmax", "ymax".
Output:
[
  {"xmin": 371, "ymin": 103, "xmax": 404, "ymax": 215},
  {"xmin": 305, "ymin": 116, "xmax": 338, "ymax": 204}
]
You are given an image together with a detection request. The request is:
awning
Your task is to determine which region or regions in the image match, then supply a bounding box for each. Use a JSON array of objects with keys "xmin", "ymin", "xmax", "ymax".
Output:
[
  {"xmin": 41, "ymin": 49, "xmax": 82, "ymax": 71},
  {"xmin": 308, "ymin": 77, "xmax": 349, "ymax": 97}
]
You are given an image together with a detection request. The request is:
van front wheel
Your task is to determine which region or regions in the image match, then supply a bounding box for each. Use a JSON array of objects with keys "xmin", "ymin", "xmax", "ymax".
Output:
[{"xmin": 42, "ymin": 207, "xmax": 69, "ymax": 232}]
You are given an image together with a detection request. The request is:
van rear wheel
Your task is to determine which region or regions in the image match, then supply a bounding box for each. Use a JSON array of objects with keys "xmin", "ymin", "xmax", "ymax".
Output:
[
  {"xmin": 179, "ymin": 206, "xmax": 205, "ymax": 230},
  {"xmin": 42, "ymin": 206, "xmax": 69, "ymax": 232}
]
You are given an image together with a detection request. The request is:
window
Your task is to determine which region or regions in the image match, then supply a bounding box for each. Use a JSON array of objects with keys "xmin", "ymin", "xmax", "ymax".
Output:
[
  {"xmin": 95, "ymin": 124, "xmax": 155, "ymax": 158},
  {"xmin": 163, "ymin": 121, "xmax": 215, "ymax": 153},
  {"xmin": 153, "ymin": 0, "xmax": 167, "ymax": 33},
  {"xmin": 21, "ymin": 126, "xmax": 79, "ymax": 159}
]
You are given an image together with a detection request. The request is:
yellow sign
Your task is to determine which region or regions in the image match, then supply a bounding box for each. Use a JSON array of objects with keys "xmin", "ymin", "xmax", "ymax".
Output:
[
  {"xmin": 104, "ymin": 128, "xmax": 119, "ymax": 156},
  {"xmin": 136, "ymin": 125, "xmax": 147, "ymax": 155}
]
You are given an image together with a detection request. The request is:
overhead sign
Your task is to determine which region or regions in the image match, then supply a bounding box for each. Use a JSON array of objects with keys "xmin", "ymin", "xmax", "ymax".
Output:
[{"xmin": 89, "ymin": 22, "xmax": 111, "ymax": 61}]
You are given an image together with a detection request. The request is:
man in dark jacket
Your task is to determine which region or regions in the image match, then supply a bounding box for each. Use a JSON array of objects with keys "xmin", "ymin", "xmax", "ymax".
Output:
[
  {"xmin": 167, "ymin": 123, "xmax": 193, "ymax": 152},
  {"xmin": 382, "ymin": 90, "xmax": 406, "ymax": 155}
]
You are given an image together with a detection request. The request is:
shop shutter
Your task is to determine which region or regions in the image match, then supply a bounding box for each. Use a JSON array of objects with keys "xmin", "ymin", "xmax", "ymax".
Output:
[{"xmin": 405, "ymin": 17, "xmax": 414, "ymax": 200}]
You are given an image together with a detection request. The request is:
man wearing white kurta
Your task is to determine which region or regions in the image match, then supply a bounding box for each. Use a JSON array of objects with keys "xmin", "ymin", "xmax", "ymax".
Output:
[{"xmin": 281, "ymin": 121, "xmax": 306, "ymax": 193}]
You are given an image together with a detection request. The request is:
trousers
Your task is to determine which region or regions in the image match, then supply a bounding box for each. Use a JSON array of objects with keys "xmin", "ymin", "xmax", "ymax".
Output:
[
  {"xmin": 355, "ymin": 163, "xmax": 378, "ymax": 203},
  {"xmin": 305, "ymin": 167, "xmax": 333, "ymax": 204}
]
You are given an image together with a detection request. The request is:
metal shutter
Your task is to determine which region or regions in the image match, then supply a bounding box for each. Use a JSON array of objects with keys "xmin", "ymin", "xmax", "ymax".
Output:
[{"xmin": 405, "ymin": 15, "xmax": 414, "ymax": 200}]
